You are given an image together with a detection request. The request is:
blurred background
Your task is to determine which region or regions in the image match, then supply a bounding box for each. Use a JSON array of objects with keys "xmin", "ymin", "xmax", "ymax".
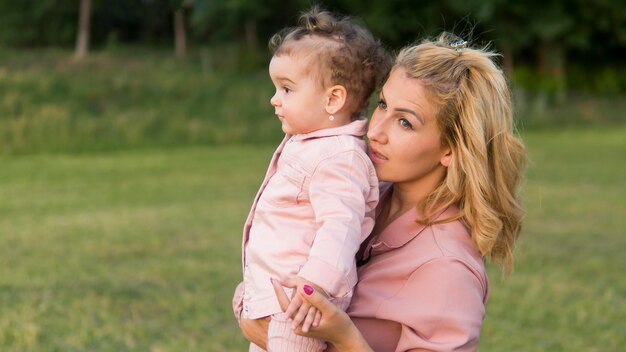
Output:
[
  {"xmin": 0, "ymin": 0, "xmax": 624, "ymax": 351},
  {"xmin": 1, "ymin": 0, "xmax": 625, "ymax": 152}
]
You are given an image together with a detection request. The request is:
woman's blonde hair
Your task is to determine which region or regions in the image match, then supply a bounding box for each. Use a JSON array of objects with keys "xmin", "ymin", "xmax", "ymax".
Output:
[{"xmin": 396, "ymin": 33, "xmax": 526, "ymax": 272}]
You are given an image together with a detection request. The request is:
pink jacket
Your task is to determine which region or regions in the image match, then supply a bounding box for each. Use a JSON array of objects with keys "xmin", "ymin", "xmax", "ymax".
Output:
[
  {"xmin": 343, "ymin": 184, "xmax": 488, "ymax": 352},
  {"xmin": 238, "ymin": 119, "xmax": 378, "ymax": 320}
]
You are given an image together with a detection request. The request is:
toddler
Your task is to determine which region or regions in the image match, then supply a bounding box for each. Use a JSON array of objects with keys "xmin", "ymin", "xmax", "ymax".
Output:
[{"xmin": 233, "ymin": 7, "xmax": 391, "ymax": 351}]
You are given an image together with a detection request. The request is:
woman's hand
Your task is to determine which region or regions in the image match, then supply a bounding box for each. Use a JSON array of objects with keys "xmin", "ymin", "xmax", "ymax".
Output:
[
  {"xmin": 280, "ymin": 277, "xmax": 325, "ymax": 332},
  {"xmin": 239, "ymin": 316, "xmax": 270, "ymax": 350},
  {"xmin": 272, "ymin": 278, "xmax": 373, "ymax": 352}
]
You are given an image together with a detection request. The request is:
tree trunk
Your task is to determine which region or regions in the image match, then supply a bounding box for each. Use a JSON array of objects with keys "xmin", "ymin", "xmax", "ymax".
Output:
[
  {"xmin": 538, "ymin": 39, "xmax": 565, "ymax": 79},
  {"xmin": 174, "ymin": 9, "xmax": 186, "ymax": 59},
  {"xmin": 74, "ymin": 0, "xmax": 91, "ymax": 60},
  {"xmin": 245, "ymin": 19, "xmax": 258, "ymax": 50}
]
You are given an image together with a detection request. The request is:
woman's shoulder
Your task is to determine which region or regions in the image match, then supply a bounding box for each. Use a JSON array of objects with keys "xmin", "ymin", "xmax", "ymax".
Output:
[
  {"xmin": 423, "ymin": 214, "xmax": 486, "ymax": 281},
  {"xmin": 395, "ymin": 217, "xmax": 488, "ymax": 300}
]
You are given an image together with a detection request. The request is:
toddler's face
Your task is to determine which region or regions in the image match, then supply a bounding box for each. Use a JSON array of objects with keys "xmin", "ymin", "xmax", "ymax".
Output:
[{"xmin": 269, "ymin": 54, "xmax": 328, "ymax": 135}]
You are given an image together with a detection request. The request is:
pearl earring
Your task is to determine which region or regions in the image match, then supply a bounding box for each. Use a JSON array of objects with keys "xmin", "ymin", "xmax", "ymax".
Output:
[{"xmin": 329, "ymin": 115, "xmax": 335, "ymax": 121}]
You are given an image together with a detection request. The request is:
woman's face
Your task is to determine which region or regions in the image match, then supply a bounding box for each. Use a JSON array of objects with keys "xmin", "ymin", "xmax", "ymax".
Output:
[{"xmin": 367, "ymin": 67, "xmax": 451, "ymax": 193}]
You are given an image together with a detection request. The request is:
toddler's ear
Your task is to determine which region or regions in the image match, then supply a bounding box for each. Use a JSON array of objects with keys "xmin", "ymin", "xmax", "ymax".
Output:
[{"xmin": 325, "ymin": 85, "xmax": 347, "ymax": 115}]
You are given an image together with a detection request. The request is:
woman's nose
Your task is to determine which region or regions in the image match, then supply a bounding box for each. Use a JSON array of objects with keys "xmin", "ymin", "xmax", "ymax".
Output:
[{"xmin": 367, "ymin": 115, "xmax": 387, "ymax": 144}]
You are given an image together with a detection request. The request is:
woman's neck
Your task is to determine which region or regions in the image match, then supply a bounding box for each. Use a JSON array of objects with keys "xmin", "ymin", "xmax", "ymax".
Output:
[
  {"xmin": 387, "ymin": 165, "xmax": 447, "ymax": 219},
  {"xmin": 387, "ymin": 183, "xmax": 426, "ymax": 218},
  {"xmin": 373, "ymin": 184, "xmax": 422, "ymax": 235}
]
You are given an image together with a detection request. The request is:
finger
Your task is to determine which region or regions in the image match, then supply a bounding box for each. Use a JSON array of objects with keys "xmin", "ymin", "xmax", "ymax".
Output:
[
  {"xmin": 291, "ymin": 301, "xmax": 311, "ymax": 329},
  {"xmin": 299, "ymin": 284, "xmax": 336, "ymax": 315},
  {"xmin": 271, "ymin": 278, "xmax": 295, "ymax": 312},
  {"xmin": 312, "ymin": 310, "xmax": 322, "ymax": 328},
  {"xmin": 285, "ymin": 292, "xmax": 303, "ymax": 319},
  {"xmin": 301, "ymin": 306, "xmax": 317, "ymax": 333}
]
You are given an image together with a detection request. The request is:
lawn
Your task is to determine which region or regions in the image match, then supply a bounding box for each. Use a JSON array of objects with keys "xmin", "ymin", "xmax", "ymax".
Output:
[{"xmin": 0, "ymin": 127, "xmax": 624, "ymax": 351}]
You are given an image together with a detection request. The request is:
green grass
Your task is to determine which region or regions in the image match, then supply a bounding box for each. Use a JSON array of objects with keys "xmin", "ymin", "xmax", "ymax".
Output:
[
  {"xmin": 1, "ymin": 47, "xmax": 625, "ymax": 155},
  {"xmin": 0, "ymin": 145, "xmax": 272, "ymax": 350},
  {"xmin": 481, "ymin": 128, "xmax": 626, "ymax": 351},
  {"xmin": 0, "ymin": 47, "xmax": 280, "ymax": 154},
  {"xmin": 1, "ymin": 127, "xmax": 624, "ymax": 351}
]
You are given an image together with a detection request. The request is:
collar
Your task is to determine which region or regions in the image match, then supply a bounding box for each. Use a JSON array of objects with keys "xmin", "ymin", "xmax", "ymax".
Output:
[
  {"xmin": 289, "ymin": 118, "xmax": 367, "ymax": 142},
  {"xmin": 370, "ymin": 185, "xmax": 460, "ymax": 253}
]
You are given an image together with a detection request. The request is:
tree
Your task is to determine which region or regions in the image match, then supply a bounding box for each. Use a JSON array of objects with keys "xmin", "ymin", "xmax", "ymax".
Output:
[
  {"xmin": 173, "ymin": 0, "xmax": 194, "ymax": 58},
  {"xmin": 75, "ymin": 0, "xmax": 92, "ymax": 59},
  {"xmin": 325, "ymin": 0, "xmax": 456, "ymax": 48},
  {"xmin": 443, "ymin": 0, "xmax": 533, "ymax": 79},
  {"xmin": 189, "ymin": 0, "xmax": 309, "ymax": 49}
]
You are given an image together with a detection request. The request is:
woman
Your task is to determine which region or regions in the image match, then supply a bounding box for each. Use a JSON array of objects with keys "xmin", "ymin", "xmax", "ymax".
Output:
[{"xmin": 240, "ymin": 32, "xmax": 526, "ymax": 351}]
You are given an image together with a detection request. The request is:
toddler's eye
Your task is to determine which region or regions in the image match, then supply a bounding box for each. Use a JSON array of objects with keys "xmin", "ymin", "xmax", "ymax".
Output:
[{"xmin": 283, "ymin": 87, "xmax": 292, "ymax": 94}]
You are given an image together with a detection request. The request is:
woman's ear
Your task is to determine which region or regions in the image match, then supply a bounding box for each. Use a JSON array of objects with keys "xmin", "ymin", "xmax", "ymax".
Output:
[
  {"xmin": 325, "ymin": 85, "xmax": 347, "ymax": 115},
  {"xmin": 440, "ymin": 148, "xmax": 452, "ymax": 168}
]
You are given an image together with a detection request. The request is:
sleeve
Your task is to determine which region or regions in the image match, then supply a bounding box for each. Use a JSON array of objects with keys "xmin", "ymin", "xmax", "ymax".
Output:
[
  {"xmin": 232, "ymin": 281, "xmax": 244, "ymax": 323},
  {"xmin": 384, "ymin": 258, "xmax": 487, "ymax": 352},
  {"xmin": 297, "ymin": 150, "xmax": 377, "ymax": 298}
]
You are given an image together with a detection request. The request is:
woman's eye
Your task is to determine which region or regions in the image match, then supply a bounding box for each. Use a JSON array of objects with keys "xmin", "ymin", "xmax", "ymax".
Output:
[
  {"xmin": 399, "ymin": 118, "xmax": 413, "ymax": 130},
  {"xmin": 377, "ymin": 100, "xmax": 387, "ymax": 110}
]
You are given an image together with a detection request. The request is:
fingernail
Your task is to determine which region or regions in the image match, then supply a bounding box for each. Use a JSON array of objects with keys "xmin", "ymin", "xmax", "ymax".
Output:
[{"xmin": 303, "ymin": 285, "xmax": 314, "ymax": 295}]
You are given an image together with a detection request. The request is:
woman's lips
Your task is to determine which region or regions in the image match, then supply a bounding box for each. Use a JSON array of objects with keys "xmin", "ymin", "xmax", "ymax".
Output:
[{"xmin": 368, "ymin": 146, "xmax": 388, "ymax": 163}]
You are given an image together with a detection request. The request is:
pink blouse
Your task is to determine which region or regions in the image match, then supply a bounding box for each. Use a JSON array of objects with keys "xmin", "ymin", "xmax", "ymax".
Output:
[{"xmin": 343, "ymin": 185, "xmax": 488, "ymax": 352}]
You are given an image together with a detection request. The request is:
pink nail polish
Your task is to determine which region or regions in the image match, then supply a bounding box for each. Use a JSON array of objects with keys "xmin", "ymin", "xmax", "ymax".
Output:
[{"xmin": 303, "ymin": 285, "xmax": 314, "ymax": 295}]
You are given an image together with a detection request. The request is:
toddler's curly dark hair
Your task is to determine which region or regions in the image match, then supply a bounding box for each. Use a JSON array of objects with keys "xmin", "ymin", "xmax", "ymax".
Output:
[{"xmin": 269, "ymin": 6, "xmax": 392, "ymax": 119}]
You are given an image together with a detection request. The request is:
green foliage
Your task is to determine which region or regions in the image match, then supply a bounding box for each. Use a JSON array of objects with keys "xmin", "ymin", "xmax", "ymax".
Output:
[
  {"xmin": 0, "ymin": 0, "xmax": 624, "ymax": 96},
  {"xmin": 0, "ymin": 0, "xmax": 182, "ymax": 48},
  {"xmin": 567, "ymin": 66, "xmax": 626, "ymax": 95},
  {"xmin": 0, "ymin": 48, "xmax": 624, "ymax": 155},
  {"xmin": 89, "ymin": 0, "xmax": 177, "ymax": 46},
  {"xmin": 321, "ymin": 0, "xmax": 456, "ymax": 46},
  {"xmin": 190, "ymin": 0, "xmax": 310, "ymax": 45},
  {"xmin": 0, "ymin": 0, "xmax": 77, "ymax": 46},
  {"xmin": 0, "ymin": 128, "xmax": 624, "ymax": 350},
  {"xmin": 511, "ymin": 63, "xmax": 626, "ymax": 127},
  {"xmin": 514, "ymin": 67, "xmax": 566, "ymax": 95},
  {"xmin": 0, "ymin": 47, "xmax": 280, "ymax": 155}
]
